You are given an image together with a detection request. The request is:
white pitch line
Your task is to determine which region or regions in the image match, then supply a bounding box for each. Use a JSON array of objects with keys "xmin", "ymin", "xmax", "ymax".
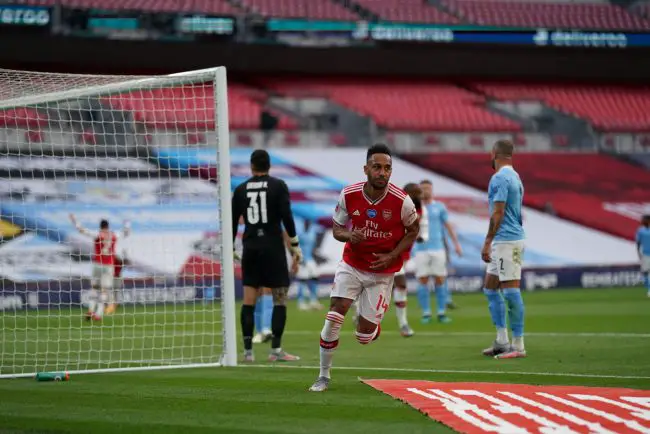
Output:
[
  {"xmin": 283, "ymin": 331, "xmax": 650, "ymax": 338},
  {"xmin": 3, "ymin": 330, "xmax": 650, "ymax": 338},
  {"xmin": 239, "ymin": 364, "xmax": 650, "ymax": 380}
]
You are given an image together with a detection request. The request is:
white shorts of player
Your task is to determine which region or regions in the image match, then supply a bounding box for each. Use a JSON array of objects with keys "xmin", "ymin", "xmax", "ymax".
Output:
[
  {"xmin": 331, "ymin": 261, "xmax": 394, "ymax": 325},
  {"xmin": 414, "ymin": 250, "xmax": 447, "ymax": 279},
  {"xmin": 641, "ymin": 255, "xmax": 650, "ymax": 273},
  {"xmin": 487, "ymin": 240, "xmax": 525, "ymax": 282},
  {"xmin": 92, "ymin": 264, "xmax": 114, "ymax": 290},
  {"xmin": 296, "ymin": 259, "xmax": 319, "ymax": 280}
]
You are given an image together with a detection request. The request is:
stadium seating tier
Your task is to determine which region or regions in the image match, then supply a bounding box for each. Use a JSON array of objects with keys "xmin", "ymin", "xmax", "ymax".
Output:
[{"xmin": 401, "ymin": 152, "xmax": 650, "ymax": 240}]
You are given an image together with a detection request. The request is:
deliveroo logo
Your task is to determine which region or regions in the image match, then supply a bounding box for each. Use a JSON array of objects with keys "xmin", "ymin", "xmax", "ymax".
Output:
[{"xmin": 533, "ymin": 29, "xmax": 549, "ymax": 46}]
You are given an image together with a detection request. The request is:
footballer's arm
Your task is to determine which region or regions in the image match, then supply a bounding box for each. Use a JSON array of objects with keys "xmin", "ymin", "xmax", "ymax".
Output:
[
  {"xmin": 69, "ymin": 213, "xmax": 95, "ymax": 238},
  {"xmin": 444, "ymin": 221, "xmax": 463, "ymax": 256},
  {"xmin": 389, "ymin": 219, "xmax": 420, "ymax": 259},
  {"xmin": 481, "ymin": 202, "xmax": 505, "ymax": 262}
]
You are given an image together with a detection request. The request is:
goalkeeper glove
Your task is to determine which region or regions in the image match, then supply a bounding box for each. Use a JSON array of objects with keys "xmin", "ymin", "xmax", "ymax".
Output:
[
  {"xmin": 289, "ymin": 235, "xmax": 303, "ymax": 263},
  {"xmin": 233, "ymin": 250, "xmax": 241, "ymax": 262}
]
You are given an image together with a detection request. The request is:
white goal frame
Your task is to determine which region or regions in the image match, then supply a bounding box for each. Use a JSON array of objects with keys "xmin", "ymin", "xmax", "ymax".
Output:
[{"xmin": 0, "ymin": 66, "xmax": 237, "ymax": 377}]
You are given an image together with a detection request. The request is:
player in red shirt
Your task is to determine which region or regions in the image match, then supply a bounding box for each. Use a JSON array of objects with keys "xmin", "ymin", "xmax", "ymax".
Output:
[
  {"xmin": 69, "ymin": 214, "xmax": 130, "ymax": 321},
  {"xmin": 309, "ymin": 144, "xmax": 420, "ymax": 392}
]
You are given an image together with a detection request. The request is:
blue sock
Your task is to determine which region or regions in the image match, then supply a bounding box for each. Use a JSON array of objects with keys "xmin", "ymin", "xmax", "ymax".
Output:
[
  {"xmin": 261, "ymin": 294, "xmax": 273, "ymax": 332},
  {"xmin": 308, "ymin": 280, "xmax": 319, "ymax": 301},
  {"xmin": 503, "ymin": 288, "xmax": 525, "ymax": 338},
  {"xmin": 434, "ymin": 283, "xmax": 447, "ymax": 315},
  {"xmin": 483, "ymin": 288, "xmax": 506, "ymax": 329},
  {"xmin": 254, "ymin": 298, "xmax": 263, "ymax": 333},
  {"xmin": 645, "ymin": 274, "xmax": 650, "ymax": 292},
  {"xmin": 417, "ymin": 282, "xmax": 431, "ymax": 317},
  {"xmin": 297, "ymin": 282, "xmax": 306, "ymax": 304}
]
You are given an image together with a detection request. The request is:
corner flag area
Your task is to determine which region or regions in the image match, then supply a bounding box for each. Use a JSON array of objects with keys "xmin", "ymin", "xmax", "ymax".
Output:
[{"xmin": 1, "ymin": 287, "xmax": 649, "ymax": 433}]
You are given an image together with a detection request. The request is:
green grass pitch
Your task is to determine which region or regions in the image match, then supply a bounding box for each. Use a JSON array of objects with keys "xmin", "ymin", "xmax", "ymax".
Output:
[{"xmin": 1, "ymin": 286, "xmax": 649, "ymax": 433}]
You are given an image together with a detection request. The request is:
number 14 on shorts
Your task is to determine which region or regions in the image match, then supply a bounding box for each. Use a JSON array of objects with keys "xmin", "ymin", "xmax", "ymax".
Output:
[{"xmin": 376, "ymin": 293, "xmax": 389, "ymax": 319}]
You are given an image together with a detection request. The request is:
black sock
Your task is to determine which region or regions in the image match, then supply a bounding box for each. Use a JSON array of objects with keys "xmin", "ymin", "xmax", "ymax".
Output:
[
  {"xmin": 241, "ymin": 304, "xmax": 255, "ymax": 351},
  {"xmin": 271, "ymin": 305, "xmax": 287, "ymax": 350}
]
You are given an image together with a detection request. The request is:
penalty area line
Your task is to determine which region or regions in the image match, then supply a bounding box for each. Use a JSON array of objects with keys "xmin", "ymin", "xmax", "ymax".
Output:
[{"xmin": 238, "ymin": 364, "xmax": 650, "ymax": 380}]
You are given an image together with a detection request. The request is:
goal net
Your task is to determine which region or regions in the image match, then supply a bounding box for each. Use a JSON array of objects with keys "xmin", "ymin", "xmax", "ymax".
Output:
[{"xmin": 0, "ymin": 67, "xmax": 237, "ymax": 378}]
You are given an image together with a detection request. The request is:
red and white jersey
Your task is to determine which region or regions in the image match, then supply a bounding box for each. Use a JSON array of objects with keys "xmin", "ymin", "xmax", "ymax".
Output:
[
  {"xmin": 333, "ymin": 182, "xmax": 417, "ymax": 273},
  {"xmin": 93, "ymin": 232, "xmax": 118, "ymax": 265},
  {"xmin": 402, "ymin": 205, "xmax": 427, "ymax": 262}
]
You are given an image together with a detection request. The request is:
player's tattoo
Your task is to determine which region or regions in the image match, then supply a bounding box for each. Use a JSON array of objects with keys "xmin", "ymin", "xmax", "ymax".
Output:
[
  {"xmin": 272, "ymin": 287, "xmax": 289, "ymax": 305},
  {"xmin": 485, "ymin": 202, "xmax": 505, "ymax": 242}
]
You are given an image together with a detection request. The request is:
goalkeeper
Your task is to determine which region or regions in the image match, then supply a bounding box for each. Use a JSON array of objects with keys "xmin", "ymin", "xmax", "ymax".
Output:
[{"xmin": 232, "ymin": 150, "xmax": 302, "ymax": 363}]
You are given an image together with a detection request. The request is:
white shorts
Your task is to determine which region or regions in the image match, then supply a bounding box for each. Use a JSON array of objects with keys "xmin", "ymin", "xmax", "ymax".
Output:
[
  {"xmin": 297, "ymin": 259, "xmax": 319, "ymax": 280},
  {"xmin": 487, "ymin": 240, "xmax": 525, "ymax": 282},
  {"xmin": 92, "ymin": 264, "xmax": 114, "ymax": 290},
  {"xmin": 331, "ymin": 261, "xmax": 394, "ymax": 325},
  {"xmin": 414, "ymin": 250, "xmax": 447, "ymax": 278},
  {"xmin": 641, "ymin": 255, "xmax": 650, "ymax": 273}
]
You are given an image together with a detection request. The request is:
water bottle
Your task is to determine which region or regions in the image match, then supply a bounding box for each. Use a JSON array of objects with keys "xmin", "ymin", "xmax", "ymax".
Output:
[{"xmin": 35, "ymin": 372, "xmax": 70, "ymax": 382}]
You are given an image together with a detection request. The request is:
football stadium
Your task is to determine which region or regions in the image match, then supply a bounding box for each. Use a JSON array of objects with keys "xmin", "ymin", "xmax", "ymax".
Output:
[{"xmin": 0, "ymin": 0, "xmax": 650, "ymax": 432}]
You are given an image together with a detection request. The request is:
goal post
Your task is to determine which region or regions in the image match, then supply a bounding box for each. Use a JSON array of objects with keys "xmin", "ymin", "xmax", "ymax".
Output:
[{"xmin": 0, "ymin": 66, "xmax": 237, "ymax": 378}]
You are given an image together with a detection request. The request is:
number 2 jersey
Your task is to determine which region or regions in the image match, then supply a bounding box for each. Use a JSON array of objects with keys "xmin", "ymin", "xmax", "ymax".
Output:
[
  {"xmin": 333, "ymin": 182, "xmax": 417, "ymax": 273},
  {"xmin": 231, "ymin": 174, "xmax": 298, "ymax": 250}
]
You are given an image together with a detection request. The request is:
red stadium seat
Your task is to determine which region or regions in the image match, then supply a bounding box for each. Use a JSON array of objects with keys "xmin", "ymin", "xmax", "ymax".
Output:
[
  {"xmin": 442, "ymin": 0, "xmax": 650, "ymax": 30},
  {"xmin": 263, "ymin": 78, "xmax": 520, "ymax": 132},
  {"xmin": 401, "ymin": 152, "xmax": 650, "ymax": 240},
  {"xmin": 238, "ymin": 0, "xmax": 358, "ymax": 19},
  {"xmin": 354, "ymin": 0, "xmax": 459, "ymax": 23},
  {"xmin": 475, "ymin": 83, "xmax": 650, "ymax": 133},
  {"xmin": 105, "ymin": 83, "xmax": 297, "ymax": 131}
]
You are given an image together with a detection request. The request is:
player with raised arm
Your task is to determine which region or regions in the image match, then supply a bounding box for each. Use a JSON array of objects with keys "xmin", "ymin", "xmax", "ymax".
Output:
[
  {"xmin": 69, "ymin": 214, "xmax": 130, "ymax": 321},
  {"xmin": 309, "ymin": 144, "xmax": 419, "ymax": 392},
  {"xmin": 232, "ymin": 149, "xmax": 303, "ymax": 363},
  {"xmin": 393, "ymin": 183, "xmax": 428, "ymax": 337},
  {"xmin": 636, "ymin": 215, "xmax": 650, "ymax": 298},
  {"xmin": 413, "ymin": 180, "xmax": 463, "ymax": 324},
  {"xmin": 481, "ymin": 140, "xmax": 527, "ymax": 359}
]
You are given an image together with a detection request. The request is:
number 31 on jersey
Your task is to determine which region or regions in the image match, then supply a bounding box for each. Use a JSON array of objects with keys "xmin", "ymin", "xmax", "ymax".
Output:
[{"xmin": 246, "ymin": 191, "xmax": 268, "ymax": 224}]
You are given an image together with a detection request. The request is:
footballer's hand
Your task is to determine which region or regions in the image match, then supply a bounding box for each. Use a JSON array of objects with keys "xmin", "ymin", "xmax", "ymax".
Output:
[
  {"xmin": 289, "ymin": 236, "xmax": 303, "ymax": 263},
  {"xmin": 370, "ymin": 252, "xmax": 396, "ymax": 270},
  {"xmin": 291, "ymin": 258, "xmax": 299, "ymax": 275},
  {"xmin": 455, "ymin": 244, "xmax": 463, "ymax": 257},
  {"xmin": 481, "ymin": 242, "xmax": 491, "ymax": 263},
  {"xmin": 349, "ymin": 227, "xmax": 366, "ymax": 245},
  {"xmin": 233, "ymin": 250, "xmax": 241, "ymax": 262},
  {"xmin": 69, "ymin": 213, "xmax": 77, "ymax": 224}
]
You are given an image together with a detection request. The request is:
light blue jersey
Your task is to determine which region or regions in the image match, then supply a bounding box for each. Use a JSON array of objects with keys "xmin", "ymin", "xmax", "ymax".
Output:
[
  {"xmin": 298, "ymin": 223, "xmax": 319, "ymax": 262},
  {"xmin": 637, "ymin": 226, "xmax": 650, "ymax": 256},
  {"xmin": 488, "ymin": 166, "xmax": 525, "ymax": 242},
  {"xmin": 414, "ymin": 201, "xmax": 448, "ymax": 253}
]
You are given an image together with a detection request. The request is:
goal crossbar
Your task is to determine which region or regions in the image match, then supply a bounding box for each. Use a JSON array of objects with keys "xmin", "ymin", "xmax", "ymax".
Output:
[{"xmin": 0, "ymin": 67, "xmax": 222, "ymax": 109}]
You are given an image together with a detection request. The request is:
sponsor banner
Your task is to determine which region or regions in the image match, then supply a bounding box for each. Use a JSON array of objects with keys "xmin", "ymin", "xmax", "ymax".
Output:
[
  {"xmin": 0, "ymin": 278, "xmax": 243, "ymax": 311},
  {"xmin": 0, "ymin": 5, "xmax": 51, "ymax": 27},
  {"xmin": 266, "ymin": 19, "xmax": 650, "ymax": 49},
  {"xmin": 0, "ymin": 155, "xmax": 159, "ymax": 179},
  {"xmin": 363, "ymin": 380, "xmax": 650, "ymax": 434}
]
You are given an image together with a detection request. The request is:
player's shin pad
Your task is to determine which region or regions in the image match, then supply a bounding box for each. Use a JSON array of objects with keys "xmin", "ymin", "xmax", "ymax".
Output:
[{"xmin": 320, "ymin": 311, "xmax": 344, "ymax": 349}]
